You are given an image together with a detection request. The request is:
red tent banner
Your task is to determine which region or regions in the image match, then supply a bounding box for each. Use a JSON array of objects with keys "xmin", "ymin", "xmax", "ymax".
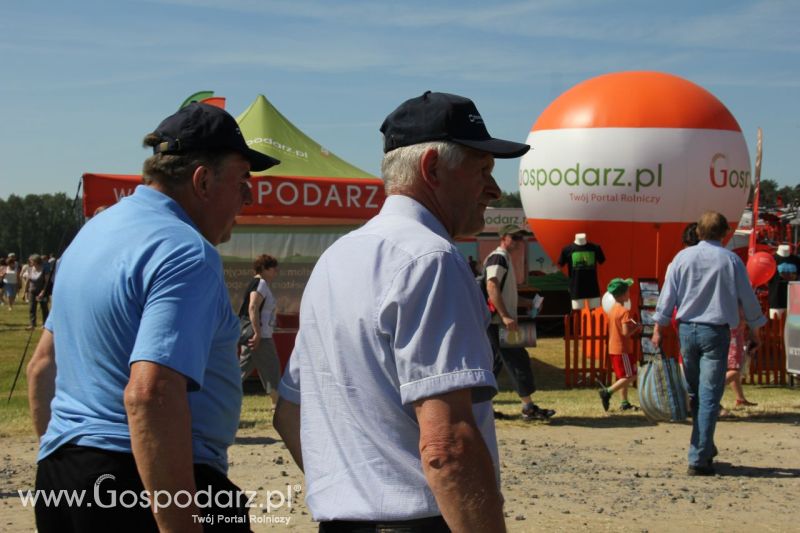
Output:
[
  {"xmin": 82, "ymin": 173, "xmax": 386, "ymax": 220},
  {"xmin": 82, "ymin": 174, "xmax": 143, "ymax": 216},
  {"xmin": 242, "ymin": 175, "xmax": 384, "ymax": 218}
]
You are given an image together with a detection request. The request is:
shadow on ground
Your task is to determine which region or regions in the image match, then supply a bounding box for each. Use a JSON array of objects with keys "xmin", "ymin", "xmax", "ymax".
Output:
[
  {"xmin": 545, "ymin": 416, "xmax": 659, "ymax": 428},
  {"xmin": 234, "ymin": 436, "xmax": 280, "ymax": 446},
  {"xmin": 715, "ymin": 462, "xmax": 800, "ymax": 478},
  {"xmin": 716, "ymin": 412, "xmax": 800, "ymax": 425},
  {"xmin": 492, "ymin": 411, "xmax": 800, "ymax": 428}
]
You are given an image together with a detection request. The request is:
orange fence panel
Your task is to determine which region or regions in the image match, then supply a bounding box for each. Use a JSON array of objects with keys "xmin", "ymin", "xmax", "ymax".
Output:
[
  {"xmin": 745, "ymin": 315, "xmax": 786, "ymax": 385},
  {"xmin": 564, "ymin": 307, "xmax": 611, "ymax": 388},
  {"xmin": 564, "ymin": 307, "xmax": 681, "ymax": 388},
  {"xmin": 565, "ymin": 309, "xmax": 787, "ymax": 388}
]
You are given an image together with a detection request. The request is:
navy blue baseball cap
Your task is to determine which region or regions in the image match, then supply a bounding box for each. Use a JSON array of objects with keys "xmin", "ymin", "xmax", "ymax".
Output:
[
  {"xmin": 151, "ymin": 103, "xmax": 280, "ymax": 171},
  {"xmin": 380, "ymin": 91, "xmax": 530, "ymax": 158}
]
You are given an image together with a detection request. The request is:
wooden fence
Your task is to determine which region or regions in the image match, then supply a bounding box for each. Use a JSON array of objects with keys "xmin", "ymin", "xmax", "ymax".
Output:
[
  {"xmin": 745, "ymin": 314, "xmax": 786, "ymax": 385},
  {"xmin": 563, "ymin": 308, "xmax": 786, "ymax": 388}
]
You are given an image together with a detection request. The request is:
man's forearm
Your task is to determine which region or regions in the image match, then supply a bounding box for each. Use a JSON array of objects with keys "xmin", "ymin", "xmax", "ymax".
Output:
[
  {"xmin": 27, "ymin": 329, "xmax": 56, "ymax": 438},
  {"xmin": 273, "ymin": 398, "xmax": 303, "ymax": 471},
  {"xmin": 487, "ymin": 282, "xmax": 511, "ymax": 319},
  {"xmin": 416, "ymin": 391, "xmax": 505, "ymax": 532},
  {"xmin": 421, "ymin": 425, "xmax": 505, "ymax": 532},
  {"xmin": 248, "ymin": 305, "xmax": 260, "ymax": 332},
  {"xmin": 125, "ymin": 362, "xmax": 201, "ymax": 533}
]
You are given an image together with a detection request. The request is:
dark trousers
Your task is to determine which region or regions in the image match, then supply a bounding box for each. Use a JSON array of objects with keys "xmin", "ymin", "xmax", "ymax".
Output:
[
  {"xmin": 29, "ymin": 296, "xmax": 49, "ymax": 327},
  {"xmin": 35, "ymin": 445, "xmax": 251, "ymax": 533},
  {"xmin": 320, "ymin": 515, "xmax": 450, "ymax": 532},
  {"xmin": 488, "ymin": 324, "xmax": 536, "ymax": 398}
]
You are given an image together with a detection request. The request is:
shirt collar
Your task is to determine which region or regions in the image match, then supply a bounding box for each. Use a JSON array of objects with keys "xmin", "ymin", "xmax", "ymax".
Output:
[
  {"xmin": 129, "ymin": 185, "xmax": 199, "ymax": 231},
  {"xmin": 699, "ymin": 240, "xmax": 723, "ymax": 248},
  {"xmin": 380, "ymin": 195, "xmax": 453, "ymax": 242}
]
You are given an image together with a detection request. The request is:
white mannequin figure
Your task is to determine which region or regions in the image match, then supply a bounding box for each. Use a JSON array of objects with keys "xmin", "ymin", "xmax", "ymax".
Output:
[
  {"xmin": 569, "ymin": 233, "xmax": 600, "ymax": 310},
  {"xmin": 769, "ymin": 244, "xmax": 793, "ymax": 319}
]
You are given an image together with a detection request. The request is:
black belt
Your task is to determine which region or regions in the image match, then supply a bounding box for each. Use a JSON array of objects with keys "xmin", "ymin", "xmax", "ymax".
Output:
[{"xmin": 319, "ymin": 515, "xmax": 449, "ymax": 532}]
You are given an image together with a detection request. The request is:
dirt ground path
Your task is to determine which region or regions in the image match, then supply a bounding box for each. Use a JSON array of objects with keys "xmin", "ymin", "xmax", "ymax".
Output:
[{"xmin": 2, "ymin": 415, "xmax": 798, "ymax": 532}]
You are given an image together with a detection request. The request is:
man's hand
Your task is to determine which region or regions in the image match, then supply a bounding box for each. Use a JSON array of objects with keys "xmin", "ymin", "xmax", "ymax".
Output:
[
  {"xmin": 501, "ymin": 316, "xmax": 518, "ymax": 331},
  {"xmin": 248, "ymin": 331, "xmax": 261, "ymax": 350},
  {"xmin": 651, "ymin": 324, "xmax": 661, "ymax": 348},
  {"xmin": 415, "ymin": 389, "xmax": 505, "ymax": 533}
]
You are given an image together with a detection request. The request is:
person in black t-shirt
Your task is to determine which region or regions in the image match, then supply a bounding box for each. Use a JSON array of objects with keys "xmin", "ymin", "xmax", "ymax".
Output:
[
  {"xmin": 767, "ymin": 245, "xmax": 800, "ymax": 319},
  {"xmin": 558, "ymin": 234, "xmax": 605, "ymax": 310}
]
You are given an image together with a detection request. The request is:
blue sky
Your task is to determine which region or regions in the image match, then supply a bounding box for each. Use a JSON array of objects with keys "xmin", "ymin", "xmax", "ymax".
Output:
[{"xmin": 1, "ymin": 0, "xmax": 798, "ymax": 198}]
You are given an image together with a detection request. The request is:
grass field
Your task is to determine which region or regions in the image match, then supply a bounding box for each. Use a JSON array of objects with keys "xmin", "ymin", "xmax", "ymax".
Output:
[{"xmin": 2, "ymin": 302, "xmax": 798, "ymax": 439}]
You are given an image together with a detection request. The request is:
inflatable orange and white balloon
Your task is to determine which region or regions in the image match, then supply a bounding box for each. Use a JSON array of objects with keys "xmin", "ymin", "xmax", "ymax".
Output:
[{"xmin": 519, "ymin": 71, "xmax": 751, "ymax": 290}]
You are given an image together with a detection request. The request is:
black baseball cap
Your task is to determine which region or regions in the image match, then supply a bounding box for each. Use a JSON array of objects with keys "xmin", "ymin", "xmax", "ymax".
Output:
[
  {"xmin": 151, "ymin": 103, "xmax": 280, "ymax": 171},
  {"xmin": 380, "ymin": 91, "xmax": 530, "ymax": 158}
]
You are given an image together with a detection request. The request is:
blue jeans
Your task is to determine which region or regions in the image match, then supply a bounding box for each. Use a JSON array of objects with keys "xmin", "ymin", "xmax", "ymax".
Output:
[{"xmin": 678, "ymin": 323, "xmax": 730, "ymax": 467}]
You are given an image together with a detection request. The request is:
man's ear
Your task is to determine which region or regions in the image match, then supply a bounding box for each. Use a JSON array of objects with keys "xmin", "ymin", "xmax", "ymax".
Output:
[
  {"xmin": 419, "ymin": 148, "xmax": 440, "ymax": 188},
  {"xmin": 191, "ymin": 165, "xmax": 212, "ymax": 201}
]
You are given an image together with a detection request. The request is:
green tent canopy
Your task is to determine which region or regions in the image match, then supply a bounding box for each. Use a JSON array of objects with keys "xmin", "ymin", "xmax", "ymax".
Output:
[{"xmin": 237, "ymin": 94, "xmax": 377, "ymax": 179}]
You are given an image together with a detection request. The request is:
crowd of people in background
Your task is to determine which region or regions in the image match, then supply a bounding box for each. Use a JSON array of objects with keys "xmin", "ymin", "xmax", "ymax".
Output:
[{"xmin": 0, "ymin": 252, "xmax": 56, "ymax": 329}]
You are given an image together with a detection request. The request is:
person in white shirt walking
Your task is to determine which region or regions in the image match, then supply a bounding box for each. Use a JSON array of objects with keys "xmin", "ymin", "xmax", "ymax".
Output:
[{"xmin": 274, "ymin": 91, "xmax": 530, "ymax": 532}]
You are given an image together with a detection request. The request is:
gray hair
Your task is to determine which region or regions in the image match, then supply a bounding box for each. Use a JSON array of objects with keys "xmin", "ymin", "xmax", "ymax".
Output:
[
  {"xmin": 141, "ymin": 133, "xmax": 231, "ymax": 192},
  {"xmin": 380, "ymin": 141, "xmax": 468, "ymax": 194}
]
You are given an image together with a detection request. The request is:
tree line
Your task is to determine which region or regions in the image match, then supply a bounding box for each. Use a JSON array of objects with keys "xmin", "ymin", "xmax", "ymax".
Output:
[
  {"xmin": 750, "ymin": 179, "xmax": 800, "ymax": 208},
  {"xmin": 0, "ymin": 193, "xmax": 84, "ymax": 260},
  {"xmin": 0, "ymin": 180, "xmax": 795, "ymax": 261},
  {"xmin": 493, "ymin": 181, "xmax": 800, "ymax": 210}
]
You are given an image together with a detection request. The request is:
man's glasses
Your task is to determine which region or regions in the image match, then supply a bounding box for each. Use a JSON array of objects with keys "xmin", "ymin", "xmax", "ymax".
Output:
[{"xmin": 510, "ymin": 234, "xmax": 524, "ymax": 241}]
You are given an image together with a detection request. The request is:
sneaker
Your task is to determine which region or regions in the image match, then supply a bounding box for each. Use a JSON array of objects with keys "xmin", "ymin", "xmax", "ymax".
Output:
[
  {"xmin": 521, "ymin": 403, "xmax": 555, "ymax": 421},
  {"xmin": 687, "ymin": 464, "xmax": 716, "ymax": 476},
  {"xmin": 493, "ymin": 410, "xmax": 509, "ymax": 420},
  {"xmin": 619, "ymin": 402, "xmax": 639, "ymax": 411},
  {"xmin": 598, "ymin": 388, "xmax": 611, "ymax": 412}
]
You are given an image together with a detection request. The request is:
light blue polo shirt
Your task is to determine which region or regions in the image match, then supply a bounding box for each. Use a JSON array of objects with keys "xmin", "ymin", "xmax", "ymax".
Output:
[
  {"xmin": 39, "ymin": 185, "xmax": 242, "ymax": 474},
  {"xmin": 280, "ymin": 194, "xmax": 499, "ymax": 521},
  {"xmin": 654, "ymin": 240, "xmax": 766, "ymax": 329}
]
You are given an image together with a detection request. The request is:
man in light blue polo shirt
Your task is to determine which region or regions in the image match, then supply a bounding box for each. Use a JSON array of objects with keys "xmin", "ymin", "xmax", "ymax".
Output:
[
  {"xmin": 652, "ymin": 211, "xmax": 765, "ymax": 476},
  {"xmin": 26, "ymin": 103, "xmax": 279, "ymax": 532},
  {"xmin": 274, "ymin": 91, "xmax": 530, "ymax": 532}
]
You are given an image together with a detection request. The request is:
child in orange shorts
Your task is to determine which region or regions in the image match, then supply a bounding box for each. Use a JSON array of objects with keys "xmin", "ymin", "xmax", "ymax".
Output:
[{"xmin": 599, "ymin": 278, "xmax": 642, "ymax": 411}]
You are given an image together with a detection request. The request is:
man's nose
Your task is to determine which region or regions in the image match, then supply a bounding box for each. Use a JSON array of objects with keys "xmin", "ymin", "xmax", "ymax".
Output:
[{"xmin": 486, "ymin": 175, "xmax": 501, "ymax": 200}]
